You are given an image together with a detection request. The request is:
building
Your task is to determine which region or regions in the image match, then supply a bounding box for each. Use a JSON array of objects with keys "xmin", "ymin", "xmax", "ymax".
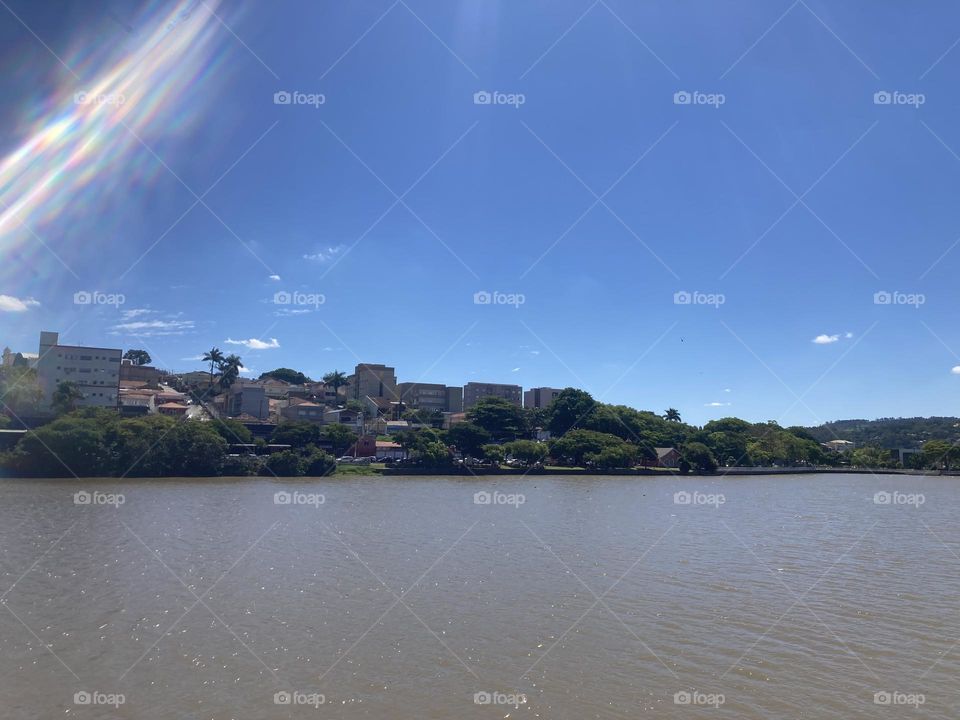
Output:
[
  {"xmin": 654, "ymin": 447, "xmax": 681, "ymax": 468},
  {"xmin": 157, "ymin": 402, "xmax": 189, "ymax": 417},
  {"xmin": 119, "ymin": 360, "xmax": 162, "ymax": 388},
  {"xmin": 2, "ymin": 347, "xmax": 38, "ymax": 368},
  {"xmin": 352, "ymin": 363, "xmax": 397, "ymax": 401},
  {"xmin": 524, "ymin": 387, "xmax": 563, "ymax": 409},
  {"xmin": 35, "ymin": 331, "xmax": 121, "ymax": 412},
  {"xmin": 823, "ymin": 439, "xmax": 855, "ymax": 453},
  {"xmin": 280, "ymin": 399, "xmax": 326, "ymax": 424},
  {"xmin": 376, "ymin": 440, "xmax": 405, "ymax": 460},
  {"xmin": 398, "ymin": 382, "xmax": 455, "ymax": 413},
  {"xmin": 446, "ymin": 386, "xmax": 463, "ymax": 413},
  {"xmin": 223, "ymin": 380, "xmax": 269, "ymax": 420},
  {"xmin": 463, "ymin": 382, "xmax": 522, "ymax": 410}
]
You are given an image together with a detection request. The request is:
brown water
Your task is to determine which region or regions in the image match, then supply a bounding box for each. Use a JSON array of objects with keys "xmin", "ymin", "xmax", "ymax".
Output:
[{"xmin": 0, "ymin": 474, "xmax": 957, "ymax": 719}]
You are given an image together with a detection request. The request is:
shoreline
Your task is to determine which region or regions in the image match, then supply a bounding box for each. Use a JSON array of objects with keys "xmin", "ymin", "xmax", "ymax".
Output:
[{"xmin": 1, "ymin": 467, "xmax": 954, "ymax": 481}]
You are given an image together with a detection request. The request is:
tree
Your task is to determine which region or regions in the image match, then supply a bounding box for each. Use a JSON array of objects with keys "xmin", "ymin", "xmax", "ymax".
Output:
[
  {"xmin": 322, "ymin": 370, "xmax": 350, "ymax": 397},
  {"xmin": 546, "ymin": 389, "xmax": 598, "ymax": 436},
  {"xmin": 682, "ymin": 442, "xmax": 717, "ymax": 473},
  {"xmin": 586, "ymin": 445, "xmax": 637, "ymax": 469},
  {"xmin": 123, "ymin": 349, "xmax": 152, "ymax": 366},
  {"xmin": 549, "ymin": 429, "xmax": 630, "ymax": 467},
  {"xmin": 502, "ymin": 439, "xmax": 548, "ymax": 466},
  {"xmin": 663, "ymin": 408, "xmax": 682, "ymax": 422},
  {"xmin": 271, "ymin": 422, "xmax": 321, "ymax": 448},
  {"xmin": 446, "ymin": 422, "xmax": 492, "ymax": 457},
  {"xmin": 345, "ymin": 399, "xmax": 365, "ymax": 414},
  {"xmin": 51, "ymin": 381, "xmax": 83, "ymax": 415},
  {"xmin": 482, "ymin": 444, "xmax": 505, "ymax": 464},
  {"xmin": 319, "ymin": 424, "xmax": 358, "ymax": 456},
  {"xmin": 262, "ymin": 449, "xmax": 304, "ymax": 476},
  {"xmin": 468, "ymin": 398, "xmax": 527, "ymax": 440},
  {"xmin": 202, "ymin": 347, "xmax": 224, "ymax": 386},
  {"xmin": 0, "ymin": 366, "xmax": 42, "ymax": 414},
  {"xmin": 218, "ymin": 354, "xmax": 243, "ymax": 390},
  {"xmin": 414, "ymin": 441, "xmax": 453, "ymax": 467},
  {"xmin": 210, "ymin": 418, "xmax": 253, "ymax": 445},
  {"xmin": 922, "ymin": 439, "xmax": 958, "ymax": 470},
  {"xmin": 303, "ymin": 447, "xmax": 336, "ymax": 476},
  {"xmin": 260, "ymin": 368, "xmax": 311, "ymax": 385}
]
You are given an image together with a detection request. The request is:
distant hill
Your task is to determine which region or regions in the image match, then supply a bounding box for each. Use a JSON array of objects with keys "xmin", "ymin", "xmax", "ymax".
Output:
[{"xmin": 804, "ymin": 417, "xmax": 960, "ymax": 449}]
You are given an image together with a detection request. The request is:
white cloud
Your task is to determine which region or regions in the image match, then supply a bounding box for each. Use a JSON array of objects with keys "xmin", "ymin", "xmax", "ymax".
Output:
[
  {"xmin": 511, "ymin": 367, "xmax": 520, "ymax": 372},
  {"xmin": 705, "ymin": 401, "xmax": 731, "ymax": 407},
  {"xmin": 268, "ymin": 274, "xmax": 281, "ymax": 281},
  {"xmin": 844, "ymin": 332, "xmax": 854, "ymax": 339},
  {"xmin": 952, "ymin": 366, "xmax": 960, "ymax": 375},
  {"xmin": 121, "ymin": 308, "xmax": 154, "ymax": 320},
  {"xmin": 812, "ymin": 334, "xmax": 840, "ymax": 345},
  {"xmin": 723, "ymin": 388, "xmax": 732, "ymax": 393},
  {"xmin": 303, "ymin": 244, "xmax": 346, "ymax": 263},
  {"xmin": 110, "ymin": 319, "xmax": 194, "ymax": 336},
  {"xmin": 0, "ymin": 295, "xmax": 40, "ymax": 312},
  {"xmin": 181, "ymin": 354, "xmax": 205, "ymax": 361},
  {"xmin": 225, "ymin": 337, "xmax": 280, "ymax": 350}
]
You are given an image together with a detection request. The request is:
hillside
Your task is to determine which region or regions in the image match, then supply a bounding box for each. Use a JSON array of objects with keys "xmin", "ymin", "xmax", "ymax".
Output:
[{"xmin": 804, "ymin": 417, "xmax": 960, "ymax": 449}]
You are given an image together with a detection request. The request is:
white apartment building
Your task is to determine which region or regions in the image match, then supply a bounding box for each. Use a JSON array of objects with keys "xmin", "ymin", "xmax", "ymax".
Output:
[{"xmin": 36, "ymin": 331, "xmax": 121, "ymax": 411}]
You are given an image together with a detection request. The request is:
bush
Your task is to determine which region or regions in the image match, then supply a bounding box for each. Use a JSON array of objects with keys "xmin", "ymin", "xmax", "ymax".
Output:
[
  {"xmin": 303, "ymin": 447, "xmax": 336, "ymax": 476},
  {"xmin": 585, "ymin": 445, "xmax": 637, "ymax": 469},
  {"xmin": 261, "ymin": 450, "xmax": 304, "ymax": 477},
  {"xmin": 221, "ymin": 454, "xmax": 262, "ymax": 476}
]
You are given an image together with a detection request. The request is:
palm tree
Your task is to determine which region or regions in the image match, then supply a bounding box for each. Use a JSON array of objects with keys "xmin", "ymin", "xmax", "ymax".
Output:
[
  {"xmin": 202, "ymin": 347, "xmax": 224, "ymax": 386},
  {"xmin": 218, "ymin": 354, "xmax": 243, "ymax": 390},
  {"xmin": 322, "ymin": 370, "xmax": 349, "ymax": 398},
  {"xmin": 664, "ymin": 408, "xmax": 682, "ymax": 422}
]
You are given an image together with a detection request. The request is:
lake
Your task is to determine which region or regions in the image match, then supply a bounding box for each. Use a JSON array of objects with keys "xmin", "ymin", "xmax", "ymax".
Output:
[{"xmin": 0, "ymin": 473, "xmax": 957, "ymax": 718}]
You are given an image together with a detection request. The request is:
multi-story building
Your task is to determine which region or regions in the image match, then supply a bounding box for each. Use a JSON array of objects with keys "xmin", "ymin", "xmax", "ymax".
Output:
[
  {"xmin": 524, "ymin": 387, "xmax": 563, "ymax": 409},
  {"xmin": 352, "ymin": 363, "xmax": 397, "ymax": 401},
  {"xmin": 463, "ymin": 382, "xmax": 522, "ymax": 410},
  {"xmin": 397, "ymin": 382, "xmax": 451, "ymax": 413},
  {"xmin": 223, "ymin": 380, "xmax": 269, "ymax": 420},
  {"xmin": 446, "ymin": 386, "xmax": 463, "ymax": 413},
  {"xmin": 35, "ymin": 331, "xmax": 121, "ymax": 411}
]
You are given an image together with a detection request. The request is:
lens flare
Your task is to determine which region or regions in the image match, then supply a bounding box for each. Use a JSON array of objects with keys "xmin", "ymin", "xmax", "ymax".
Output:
[{"xmin": 0, "ymin": 0, "xmax": 234, "ymax": 289}]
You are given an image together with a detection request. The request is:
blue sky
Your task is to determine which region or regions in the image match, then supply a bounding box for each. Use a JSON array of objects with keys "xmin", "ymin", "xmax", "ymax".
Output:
[{"xmin": 1, "ymin": 0, "xmax": 959, "ymax": 426}]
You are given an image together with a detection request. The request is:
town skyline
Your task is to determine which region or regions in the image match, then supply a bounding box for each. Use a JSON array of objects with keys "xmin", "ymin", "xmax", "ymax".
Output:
[{"xmin": 2, "ymin": 1, "xmax": 960, "ymax": 427}]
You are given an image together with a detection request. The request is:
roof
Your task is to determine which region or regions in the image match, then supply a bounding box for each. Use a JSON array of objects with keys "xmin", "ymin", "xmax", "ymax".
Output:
[
  {"xmin": 655, "ymin": 447, "xmax": 679, "ymax": 458},
  {"xmin": 158, "ymin": 402, "xmax": 188, "ymax": 409},
  {"xmin": 376, "ymin": 441, "xmax": 402, "ymax": 448},
  {"xmin": 291, "ymin": 401, "xmax": 323, "ymax": 408}
]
